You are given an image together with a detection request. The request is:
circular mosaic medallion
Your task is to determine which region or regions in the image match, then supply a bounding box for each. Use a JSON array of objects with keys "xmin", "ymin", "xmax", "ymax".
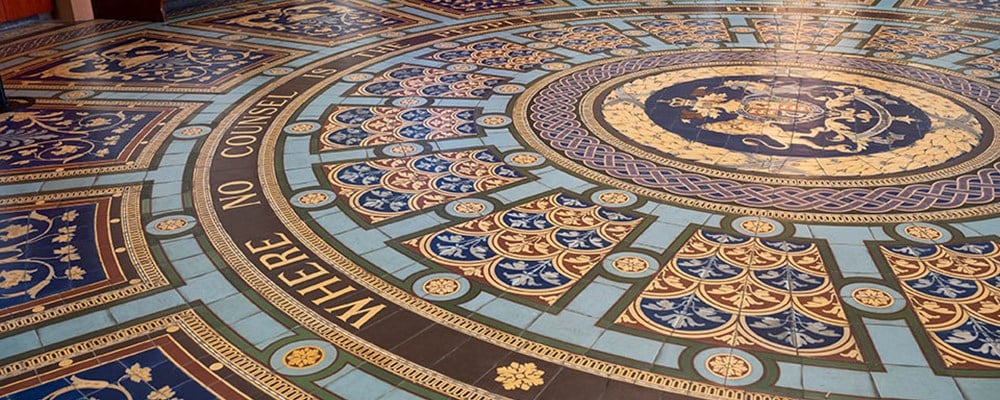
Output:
[
  {"xmin": 528, "ymin": 42, "xmax": 556, "ymax": 49},
  {"xmin": 591, "ymin": 189, "xmax": 637, "ymax": 207},
  {"xmin": 902, "ymin": 225, "xmax": 943, "ymax": 241},
  {"xmin": 840, "ymin": 283, "xmax": 907, "ymax": 314},
  {"xmin": 610, "ymin": 48, "xmax": 638, "ymax": 56},
  {"xmin": 264, "ymin": 67, "xmax": 293, "ymax": 76},
  {"xmin": 175, "ymin": 4, "xmax": 1000, "ymax": 400},
  {"xmin": 391, "ymin": 96, "xmax": 429, "ymax": 107},
  {"xmin": 172, "ymin": 125, "xmax": 212, "ymax": 139},
  {"xmin": 961, "ymin": 47, "xmax": 994, "ymax": 55},
  {"xmin": 423, "ymin": 277, "xmax": 461, "ymax": 296},
  {"xmin": 732, "ymin": 217, "xmax": 782, "ymax": 237},
  {"xmin": 413, "ymin": 273, "xmax": 470, "ymax": 301},
  {"xmin": 612, "ymin": 256, "xmax": 649, "ymax": 273},
  {"xmin": 516, "ymin": 52, "xmax": 1000, "ymax": 222},
  {"xmin": 542, "ymin": 62, "xmax": 570, "ymax": 71},
  {"xmin": 966, "ymin": 69, "xmax": 997, "ymax": 78},
  {"xmin": 504, "ymin": 152, "xmax": 545, "ymax": 167},
  {"xmin": 58, "ymin": 90, "xmax": 95, "ymax": 100},
  {"xmin": 445, "ymin": 198, "xmax": 494, "ymax": 217},
  {"xmin": 692, "ymin": 348, "xmax": 764, "ymax": 386},
  {"xmin": 850, "ymin": 288, "xmax": 894, "ymax": 309},
  {"xmin": 476, "ymin": 115, "xmax": 512, "ymax": 128},
  {"xmin": 283, "ymin": 346, "xmax": 325, "ymax": 369},
  {"xmin": 447, "ymin": 63, "xmax": 478, "ymax": 72},
  {"xmin": 290, "ymin": 190, "xmax": 336, "ymax": 209},
  {"xmin": 283, "ymin": 121, "xmax": 321, "ymax": 135},
  {"xmin": 384, "ymin": 143, "xmax": 422, "ymax": 157},
  {"xmin": 493, "ymin": 84, "xmax": 525, "ymax": 94},
  {"xmin": 342, "ymin": 73, "xmax": 374, "ymax": 82},
  {"xmin": 704, "ymin": 354, "xmax": 752, "ymax": 380},
  {"xmin": 603, "ymin": 252, "xmax": 659, "ymax": 278},
  {"xmin": 269, "ymin": 340, "xmax": 338, "ymax": 376},
  {"xmin": 433, "ymin": 42, "xmax": 460, "ymax": 49},
  {"xmin": 145, "ymin": 215, "xmax": 197, "ymax": 235},
  {"xmin": 895, "ymin": 222, "xmax": 952, "ymax": 243}
]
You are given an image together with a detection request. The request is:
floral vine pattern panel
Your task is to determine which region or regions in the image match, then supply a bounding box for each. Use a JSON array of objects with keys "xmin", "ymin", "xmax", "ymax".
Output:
[
  {"xmin": 617, "ymin": 229, "xmax": 865, "ymax": 363},
  {"xmin": 879, "ymin": 241, "xmax": 1000, "ymax": 369},
  {"xmin": 324, "ymin": 149, "xmax": 526, "ymax": 224},
  {"xmin": 403, "ymin": 193, "xmax": 643, "ymax": 305}
]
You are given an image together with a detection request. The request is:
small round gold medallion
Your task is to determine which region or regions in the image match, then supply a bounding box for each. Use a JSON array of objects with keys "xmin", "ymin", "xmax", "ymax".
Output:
[
  {"xmin": 851, "ymin": 288, "xmax": 894, "ymax": 309},
  {"xmin": 177, "ymin": 127, "xmax": 205, "ymax": 137},
  {"xmin": 423, "ymin": 277, "xmax": 461, "ymax": 296},
  {"xmin": 510, "ymin": 154, "xmax": 539, "ymax": 165},
  {"xmin": 612, "ymin": 256, "xmax": 649, "ymax": 273},
  {"xmin": 289, "ymin": 123, "xmax": 314, "ymax": 133},
  {"xmin": 903, "ymin": 225, "xmax": 942, "ymax": 241},
  {"xmin": 453, "ymin": 201, "xmax": 486, "ymax": 215},
  {"xmin": 479, "ymin": 116, "xmax": 508, "ymax": 126},
  {"xmin": 283, "ymin": 346, "xmax": 325, "ymax": 369},
  {"xmin": 598, "ymin": 191, "xmax": 630, "ymax": 205},
  {"xmin": 154, "ymin": 218, "xmax": 188, "ymax": 232},
  {"xmin": 705, "ymin": 354, "xmax": 752, "ymax": 380},
  {"xmin": 389, "ymin": 144, "xmax": 417, "ymax": 155},
  {"xmin": 739, "ymin": 219, "xmax": 776, "ymax": 235},
  {"xmin": 297, "ymin": 192, "xmax": 330, "ymax": 205}
]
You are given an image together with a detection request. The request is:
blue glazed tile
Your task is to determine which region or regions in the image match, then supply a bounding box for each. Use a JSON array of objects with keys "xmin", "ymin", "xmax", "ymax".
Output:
[
  {"xmin": 591, "ymin": 330, "xmax": 660, "ymax": 364},
  {"xmin": 477, "ymin": 296, "xmax": 543, "ymax": 329},
  {"xmin": 829, "ymin": 243, "xmax": 882, "ymax": 278},
  {"xmin": 379, "ymin": 388, "xmax": 424, "ymax": 400},
  {"xmin": 150, "ymin": 196, "xmax": 184, "ymax": 213},
  {"xmin": 632, "ymin": 222, "xmax": 686, "ymax": 253},
  {"xmin": 324, "ymin": 368, "xmax": 397, "ymax": 400},
  {"xmin": 336, "ymin": 228, "xmax": 390, "ymax": 255},
  {"xmin": 802, "ymin": 365, "xmax": 876, "ymax": 397},
  {"xmin": 460, "ymin": 292, "xmax": 497, "ymax": 313},
  {"xmin": 773, "ymin": 361, "xmax": 803, "ymax": 391},
  {"xmin": 489, "ymin": 181, "xmax": 551, "ymax": 204},
  {"xmin": 652, "ymin": 342, "xmax": 684, "ymax": 369},
  {"xmin": 867, "ymin": 325, "xmax": 930, "ymax": 367},
  {"xmin": 0, "ymin": 331, "xmax": 41, "ymax": 360},
  {"xmin": 389, "ymin": 263, "xmax": 427, "ymax": 281},
  {"xmin": 110, "ymin": 290, "xmax": 186, "ymax": 323},
  {"xmin": 159, "ymin": 237, "xmax": 205, "ymax": 261},
  {"xmin": 178, "ymin": 271, "xmax": 237, "ymax": 304},
  {"xmin": 529, "ymin": 310, "xmax": 604, "ymax": 349},
  {"xmin": 40, "ymin": 176, "xmax": 96, "ymax": 191},
  {"xmin": 564, "ymin": 281, "xmax": 627, "ymax": 319},
  {"xmin": 229, "ymin": 312, "xmax": 293, "ymax": 349},
  {"xmin": 170, "ymin": 253, "xmax": 216, "ymax": 279},
  {"xmin": 873, "ymin": 366, "xmax": 963, "ymax": 399},
  {"xmin": 38, "ymin": 310, "xmax": 115, "ymax": 346},
  {"xmin": 208, "ymin": 292, "xmax": 263, "ymax": 324},
  {"xmin": 808, "ymin": 225, "xmax": 876, "ymax": 245}
]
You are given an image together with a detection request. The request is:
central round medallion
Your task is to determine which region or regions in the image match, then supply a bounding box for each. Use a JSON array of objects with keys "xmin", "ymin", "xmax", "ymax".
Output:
[
  {"xmin": 639, "ymin": 75, "xmax": 931, "ymax": 158},
  {"xmin": 516, "ymin": 52, "xmax": 1000, "ymax": 222},
  {"xmin": 595, "ymin": 65, "xmax": 982, "ymax": 179}
]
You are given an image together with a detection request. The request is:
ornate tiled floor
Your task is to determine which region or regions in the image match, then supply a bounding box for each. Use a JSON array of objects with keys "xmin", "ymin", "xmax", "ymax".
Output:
[{"xmin": 0, "ymin": 1, "xmax": 998, "ymax": 399}]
